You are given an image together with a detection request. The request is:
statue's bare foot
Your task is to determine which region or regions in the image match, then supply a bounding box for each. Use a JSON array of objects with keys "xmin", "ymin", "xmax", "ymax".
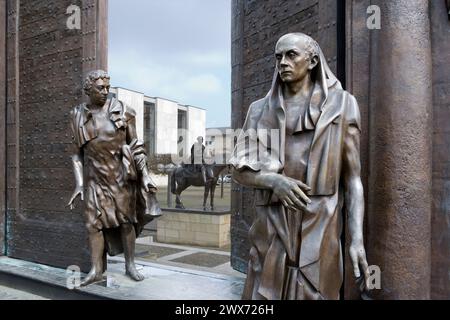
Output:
[
  {"xmin": 81, "ymin": 269, "xmax": 103, "ymax": 287},
  {"xmin": 126, "ymin": 264, "xmax": 145, "ymax": 282}
]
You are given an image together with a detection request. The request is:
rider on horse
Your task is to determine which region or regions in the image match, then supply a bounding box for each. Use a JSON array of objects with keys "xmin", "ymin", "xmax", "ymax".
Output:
[{"xmin": 190, "ymin": 136, "xmax": 210, "ymax": 184}]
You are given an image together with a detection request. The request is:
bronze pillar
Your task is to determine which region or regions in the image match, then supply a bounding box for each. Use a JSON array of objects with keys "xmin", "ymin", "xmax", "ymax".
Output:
[
  {"xmin": 430, "ymin": 0, "xmax": 450, "ymax": 300},
  {"xmin": 367, "ymin": 0, "xmax": 432, "ymax": 299}
]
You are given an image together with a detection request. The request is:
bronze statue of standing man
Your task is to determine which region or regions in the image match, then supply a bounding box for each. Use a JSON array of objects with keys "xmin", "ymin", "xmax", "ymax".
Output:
[
  {"xmin": 230, "ymin": 33, "xmax": 369, "ymax": 300},
  {"xmin": 68, "ymin": 70, "xmax": 161, "ymax": 286}
]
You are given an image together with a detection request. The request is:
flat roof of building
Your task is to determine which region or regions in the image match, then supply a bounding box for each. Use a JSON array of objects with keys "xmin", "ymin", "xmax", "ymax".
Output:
[
  {"xmin": 111, "ymin": 87, "xmax": 206, "ymax": 111},
  {"xmin": 111, "ymin": 86, "xmax": 145, "ymax": 95},
  {"xmin": 206, "ymin": 127, "xmax": 232, "ymax": 134}
]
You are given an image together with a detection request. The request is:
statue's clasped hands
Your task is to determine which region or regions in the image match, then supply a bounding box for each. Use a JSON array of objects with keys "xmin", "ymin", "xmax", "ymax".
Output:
[{"xmin": 272, "ymin": 176, "xmax": 312, "ymax": 212}]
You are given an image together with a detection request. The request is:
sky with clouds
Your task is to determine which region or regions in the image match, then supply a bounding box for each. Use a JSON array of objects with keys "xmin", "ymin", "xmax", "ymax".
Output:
[{"xmin": 108, "ymin": 0, "xmax": 231, "ymax": 128}]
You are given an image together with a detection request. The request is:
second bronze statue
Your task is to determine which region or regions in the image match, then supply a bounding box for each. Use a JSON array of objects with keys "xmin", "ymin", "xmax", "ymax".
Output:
[
  {"xmin": 230, "ymin": 33, "xmax": 369, "ymax": 300},
  {"xmin": 68, "ymin": 70, "xmax": 162, "ymax": 286}
]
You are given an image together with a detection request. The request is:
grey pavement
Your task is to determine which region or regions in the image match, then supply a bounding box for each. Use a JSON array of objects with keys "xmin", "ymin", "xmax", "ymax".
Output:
[
  {"xmin": 134, "ymin": 232, "xmax": 245, "ymax": 279},
  {"xmin": 0, "ymin": 233, "xmax": 245, "ymax": 300},
  {"xmin": 0, "ymin": 230, "xmax": 245, "ymax": 300},
  {"xmin": 0, "ymin": 284, "xmax": 48, "ymax": 300}
]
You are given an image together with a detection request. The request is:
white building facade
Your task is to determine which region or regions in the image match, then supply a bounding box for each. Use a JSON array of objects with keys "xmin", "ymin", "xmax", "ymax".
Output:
[
  {"xmin": 205, "ymin": 127, "xmax": 237, "ymax": 165},
  {"xmin": 110, "ymin": 87, "xmax": 206, "ymax": 160}
]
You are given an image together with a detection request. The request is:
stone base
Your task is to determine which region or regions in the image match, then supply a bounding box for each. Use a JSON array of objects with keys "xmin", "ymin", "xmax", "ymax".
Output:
[{"xmin": 157, "ymin": 209, "xmax": 231, "ymax": 248}]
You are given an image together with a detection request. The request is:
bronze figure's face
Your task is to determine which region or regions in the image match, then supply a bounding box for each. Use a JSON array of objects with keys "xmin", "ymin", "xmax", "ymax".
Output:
[
  {"xmin": 275, "ymin": 34, "xmax": 318, "ymax": 84},
  {"xmin": 89, "ymin": 77, "xmax": 110, "ymax": 106}
]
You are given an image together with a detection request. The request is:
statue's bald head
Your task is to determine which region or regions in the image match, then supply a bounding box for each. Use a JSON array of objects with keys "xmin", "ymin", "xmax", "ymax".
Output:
[
  {"xmin": 276, "ymin": 33, "xmax": 319, "ymax": 61},
  {"xmin": 275, "ymin": 33, "xmax": 320, "ymax": 84}
]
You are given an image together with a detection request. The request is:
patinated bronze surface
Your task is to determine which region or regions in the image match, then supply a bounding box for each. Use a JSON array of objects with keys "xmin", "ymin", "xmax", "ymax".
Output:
[
  {"xmin": 68, "ymin": 70, "xmax": 161, "ymax": 286},
  {"xmin": 230, "ymin": 33, "xmax": 369, "ymax": 300}
]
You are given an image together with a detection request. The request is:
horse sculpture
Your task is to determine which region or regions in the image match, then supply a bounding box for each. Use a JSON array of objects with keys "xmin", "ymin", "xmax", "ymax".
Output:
[{"xmin": 170, "ymin": 164, "xmax": 228, "ymax": 211}]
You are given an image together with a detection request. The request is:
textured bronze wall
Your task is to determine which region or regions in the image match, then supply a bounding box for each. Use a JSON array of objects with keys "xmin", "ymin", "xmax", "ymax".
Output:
[
  {"xmin": 230, "ymin": 0, "xmax": 339, "ymax": 273},
  {"xmin": 5, "ymin": 0, "xmax": 108, "ymax": 271},
  {"xmin": 6, "ymin": 0, "xmax": 20, "ymax": 262},
  {"xmin": 430, "ymin": 0, "xmax": 450, "ymax": 300},
  {"xmin": 367, "ymin": 0, "xmax": 433, "ymax": 299},
  {"xmin": 0, "ymin": 1, "xmax": 6, "ymax": 256}
]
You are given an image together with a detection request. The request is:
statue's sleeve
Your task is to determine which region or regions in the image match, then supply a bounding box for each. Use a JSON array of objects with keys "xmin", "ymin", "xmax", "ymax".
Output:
[
  {"xmin": 69, "ymin": 105, "xmax": 85, "ymax": 149},
  {"xmin": 229, "ymin": 101, "xmax": 265, "ymax": 172},
  {"xmin": 123, "ymin": 104, "xmax": 148, "ymax": 175},
  {"xmin": 342, "ymin": 94, "xmax": 363, "ymax": 180},
  {"xmin": 69, "ymin": 107, "xmax": 78, "ymax": 146},
  {"xmin": 345, "ymin": 94, "xmax": 362, "ymax": 132}
]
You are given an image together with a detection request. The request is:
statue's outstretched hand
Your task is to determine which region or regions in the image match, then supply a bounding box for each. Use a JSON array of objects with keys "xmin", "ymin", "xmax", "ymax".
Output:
[
  {"xmin": 67, "ymin": 185, "xmax": 84, "ymax": 210},
  {"xmin": 349, "ymin": 240, "xmax": 370, "ymax": 291},
  {"xmin": 272, "ymin": 175, "xmax": 311, "ymax": 212}
]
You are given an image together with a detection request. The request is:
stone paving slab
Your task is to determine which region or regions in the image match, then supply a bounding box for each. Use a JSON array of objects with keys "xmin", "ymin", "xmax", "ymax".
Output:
[
  {"xmin": 0, "ymin": 284, "xmax": 48, "ymax": 300},
  {"xmin": 135, "ymin": 235, "xmax": 244, "ymax": 278},
  {"xmin": 0, "ymin": 257, "xmax": 244, "ymax": 300},
  {"xmin": 171, "ymin": 252, "xmax": 231, "ymax": 268}
]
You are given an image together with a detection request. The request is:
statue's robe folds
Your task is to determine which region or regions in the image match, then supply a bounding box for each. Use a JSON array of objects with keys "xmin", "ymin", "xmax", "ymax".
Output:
[
  {"xmin": 230, "ymin": 50, "xmax": 362, "ymax": 300},
  {"xmin": 70, "ymin": 98, "xmax": 161, "ymax": 257}
]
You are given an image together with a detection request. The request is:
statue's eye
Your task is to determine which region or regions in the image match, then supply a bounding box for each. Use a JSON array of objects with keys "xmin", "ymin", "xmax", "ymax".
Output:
[
  {"xmin": 288, "ymin": 51, "xmax": 297, "ymax": 58},
  {"xmin": 275, "ymin": 54, "xmax": 282, "ymax": 60}
]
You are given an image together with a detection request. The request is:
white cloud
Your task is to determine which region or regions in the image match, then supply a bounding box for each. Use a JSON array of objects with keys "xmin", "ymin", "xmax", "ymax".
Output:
[
  {"xmin": 183, "ymin": 52, "xmax": 228, "ymax": 67},
  {"xmin": 109, "ymin": 52, "xmax": 222, "ymax": 105},
  {"xmin": 186, "ymin": 74, "xmax": 222, "ymax": 94},
  {"xmin": 108, "ymin": 0, "xmax": 231, "ymax": 127}
]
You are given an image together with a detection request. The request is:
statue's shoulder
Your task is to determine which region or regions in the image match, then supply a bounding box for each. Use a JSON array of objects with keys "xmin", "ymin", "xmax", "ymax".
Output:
[
  {"xmin": 240, "ymin": 97, "xmax": 269, "ymax": 130},
  {"xmin": 338, "ymin": 90, "xmax": 361, "ymax": 128},
  {"xmin": 329, "ymin": 87, "xmax": 347, "ymax": 99},
  {"xmin": 70, "ymin": 103, "xmax": 86, "ymax": 116},
  {"xmin": 110, "ymin": 98, "xmax": 136, "ymax": 122},
  {"xmin": 123, "ymin": 102, "xmax": 137, "ymax": 119},
  {"xmin": 329, "ymin": 88, "xmax": 359, "ymax": 110},
  {"xmin": 332, "ymin": 88, "xmax": 357, "ymax": 104},
  {"xmin": 247, "ymin": 97, "xmax": 268, "ymax": 117},
  {"xmin": 69, "ymin": 103, "xmax": 87, "ymax": 124}
]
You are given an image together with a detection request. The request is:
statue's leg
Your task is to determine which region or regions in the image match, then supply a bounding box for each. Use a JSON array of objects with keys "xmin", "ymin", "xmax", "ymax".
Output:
[
  {"xmin": 175, "ymin": 183, "xmax": 186, "ymax": 209},
  {"xmin": 210, "ymin": 182, "xmax": 216, "ymax": 211},
  {"xmin": 175, "ymin": 193, "xmax": 185, "ymax": 209},
  {"xmin": 81, "ymin": 228, "xmax": 105, "ymax": 286},
  {"xmin": 203, "ymin": 183, "xmax": 209, "ymax": 210},
  {"xmin": 201, "ymin": 166, "xmax": 207, "ymax": 184},
  {"xmin": 120, "ymin": 223, "xmax": 144, "ymax": 281}
]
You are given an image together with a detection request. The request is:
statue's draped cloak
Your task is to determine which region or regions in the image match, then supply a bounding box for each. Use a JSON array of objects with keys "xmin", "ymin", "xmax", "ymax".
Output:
[
  {"xmin": 230, "ymin": 47, "xmax": 361, "ymax": 300},
  {"xmin": 70, "ymin": 98, "xmax": 159, "ymax": 256}
]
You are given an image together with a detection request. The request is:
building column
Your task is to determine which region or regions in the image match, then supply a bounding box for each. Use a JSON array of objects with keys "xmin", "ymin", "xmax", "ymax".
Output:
[{"xmin": 367, "ymin": 0, "xmax": 433, "ymax": 299}]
